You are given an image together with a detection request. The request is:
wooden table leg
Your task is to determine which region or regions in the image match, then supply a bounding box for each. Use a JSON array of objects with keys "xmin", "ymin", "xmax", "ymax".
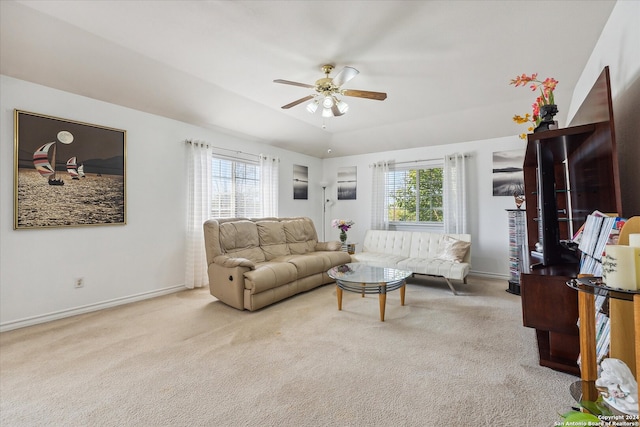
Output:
[
  {"xmin": 578, "ymin": 292, "xmax": 597, "ymax": 379},
  {"xmin": 578, "ymin": 291, "xmax": 598, "ymax": 402},
  {"xmin": 379, "ymin": 292, "xmax": 387, "ymax": 322},
  {"xmin": 336, "ymin": 285, "xmax": 343, "ymax": 311},
  {"xmin": 400, "ymin": 283, "xmax": 406, "ymax": 306}
]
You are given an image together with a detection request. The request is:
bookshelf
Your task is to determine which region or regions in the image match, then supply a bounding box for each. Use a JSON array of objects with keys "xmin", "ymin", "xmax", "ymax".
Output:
[
  {"xmin": 566, "ymin": 220, "xmax": 639, "ymax": 417},
  {"xmin": 520, "ymin": 67, "xmax": 622, "ymax": 375},
  {"xmin": 568, "ymin": 274, "xmax": 639, "ymax": 415}
]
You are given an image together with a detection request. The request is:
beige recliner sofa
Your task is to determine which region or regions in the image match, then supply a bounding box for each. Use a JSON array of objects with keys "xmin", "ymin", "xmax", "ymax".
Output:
[{"xmin": 203, "ymin": 217, "xmax": 352, "ymax": 311}]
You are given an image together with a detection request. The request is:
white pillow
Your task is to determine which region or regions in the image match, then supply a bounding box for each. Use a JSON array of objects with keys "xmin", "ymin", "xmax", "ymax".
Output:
[{"xmin": 436, "ymin": 236, "xmax": 470, "ymax": 263}]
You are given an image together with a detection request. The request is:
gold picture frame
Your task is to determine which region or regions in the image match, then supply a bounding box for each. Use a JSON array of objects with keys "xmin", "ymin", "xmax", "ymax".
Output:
[{"xmin": 14, "ymin": 110, "xmax": 126, "ymax": 229}]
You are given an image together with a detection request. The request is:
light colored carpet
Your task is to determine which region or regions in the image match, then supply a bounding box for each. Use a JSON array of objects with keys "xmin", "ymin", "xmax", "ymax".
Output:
[{"xmin": 0, "ymin": 275, "xmax": 577, "ymax": 426}]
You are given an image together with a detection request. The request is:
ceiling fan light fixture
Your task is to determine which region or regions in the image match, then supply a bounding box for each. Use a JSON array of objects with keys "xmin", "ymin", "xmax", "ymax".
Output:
[
  {"xmin": 336, "ymin": 99, "xmax": 349, "ymax": 114},
  {"xmin": 274, "ymin": 64, "xmax": 387, "ymax": 117},
  {"xmin": 306, "ymin": 101, "xmax": 318, "ymax": 114}
]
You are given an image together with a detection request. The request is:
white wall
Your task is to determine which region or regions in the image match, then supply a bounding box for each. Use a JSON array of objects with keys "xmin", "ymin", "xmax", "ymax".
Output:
[
  {"xmin": 321, "ymin": 136, "xmax": 526, "ymax": 278},
  {"xmin": 568, "ymin": 0, "xmax": 640, "ymax": 217},
  {"xmin": 0, "ymin": 76, "xmax": 321, "ymax": 330}
]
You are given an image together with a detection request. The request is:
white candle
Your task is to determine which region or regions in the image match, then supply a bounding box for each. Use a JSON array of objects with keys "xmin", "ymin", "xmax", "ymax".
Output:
[
  {"xmin": 602, "ymin": 245, "xmax": 640, "ymax": 290},
  {"xmin": 629, "ymin": 233, "xmax": 640, "ymax": 248}
]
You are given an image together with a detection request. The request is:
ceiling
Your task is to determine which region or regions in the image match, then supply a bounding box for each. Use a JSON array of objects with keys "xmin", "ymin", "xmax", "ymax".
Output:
[{"xmin": 0, "ymin": 0, "xmax": 617, "ymax": 158}]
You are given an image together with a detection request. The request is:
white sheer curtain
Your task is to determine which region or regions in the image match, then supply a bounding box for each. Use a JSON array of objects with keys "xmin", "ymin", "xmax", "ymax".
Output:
[
  {"xmin": 443, "ymin": 153, "xmax": 469, "ymax": 234},
  {"xmin": 260, "ymin": 154, "xmax": 279, "ymax": 217},
  {"xmin": 371, "ymin": 160, "xmax": 389, "ymax": 230},
  {"xmin": 185, "ymin": 141, "xmax": 213, "ymax": 289}
]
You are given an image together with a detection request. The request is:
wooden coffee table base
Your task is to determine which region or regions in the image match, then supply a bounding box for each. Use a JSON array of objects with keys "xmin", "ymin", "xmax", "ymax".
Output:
[{"xmin": 336, "ymin": 281, "xmax": 406, "ymax": 321}]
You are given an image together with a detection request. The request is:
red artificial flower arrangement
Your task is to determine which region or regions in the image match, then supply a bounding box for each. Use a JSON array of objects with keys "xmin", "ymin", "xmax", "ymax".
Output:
[{"xmin": 510, "ymin": 73, "xmax": 559, "ymax": 139}]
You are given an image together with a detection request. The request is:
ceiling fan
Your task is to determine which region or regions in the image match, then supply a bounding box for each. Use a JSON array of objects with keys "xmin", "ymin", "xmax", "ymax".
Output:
[{"xmin": 274, "ymin": 64, "xmax": 387, "ymax": 117}]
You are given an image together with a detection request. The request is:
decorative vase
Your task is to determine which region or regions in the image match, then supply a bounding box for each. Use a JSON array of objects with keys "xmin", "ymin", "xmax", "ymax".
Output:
[
  {"xmin": 534, "ymin": 104, "xmax": 558, "ymax": 133},
  {"xmin": 340, "ymin": 230, "xmax": 347, "ymax": 243}
]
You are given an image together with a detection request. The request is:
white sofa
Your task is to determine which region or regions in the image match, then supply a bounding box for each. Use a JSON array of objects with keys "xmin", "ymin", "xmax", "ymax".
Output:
[{"xmin": 350, "ymin": 230, "xmax": 471, "ymax": 295}]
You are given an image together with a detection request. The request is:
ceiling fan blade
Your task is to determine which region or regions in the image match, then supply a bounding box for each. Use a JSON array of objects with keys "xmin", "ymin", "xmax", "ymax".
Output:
[
  {"xmin": 343, "ymin": 89, "xmax": 387, "ymax": 101},
  {"xmin": 331, "ymin": 104, "xmax": 344, "ymax": 117},
  {"xmin": 273, "ymin": 79, "xmax": 315, "ymax": 89},
  {"xmin": 332, "ymin": 66, "xmax": 359, "ymax": 87},
  {"xmin": 281, "ymin": 95, "xmax": 315, "ymax": 109}
]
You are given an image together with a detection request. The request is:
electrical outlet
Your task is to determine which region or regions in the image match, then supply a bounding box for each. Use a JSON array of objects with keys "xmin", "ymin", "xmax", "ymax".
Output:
[{"xmin": 75, "ymin": 278, "xmax": 84, "ymax": 288}]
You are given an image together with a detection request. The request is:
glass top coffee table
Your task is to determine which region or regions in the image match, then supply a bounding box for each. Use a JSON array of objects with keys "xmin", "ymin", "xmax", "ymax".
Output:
[{"xmin": 327, "ymin": 263, "xmax": 412, "ymax": 321}]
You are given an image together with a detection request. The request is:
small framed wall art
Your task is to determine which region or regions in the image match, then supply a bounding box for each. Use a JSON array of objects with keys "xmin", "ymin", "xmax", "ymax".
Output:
[
  {"xmin": 337, "ymin": 166, "xmax": 357, "ymax": 200},
  {"xmin": 14, "ymin": 110, "xmax": 126, "ymax": 229},
  {"xmin": 293, "ymin": 164, "xmax": 308, "ymax": 200},
  {"xmin": 492, "ymin": 149, "xmax": 524, "ymax": 197}
]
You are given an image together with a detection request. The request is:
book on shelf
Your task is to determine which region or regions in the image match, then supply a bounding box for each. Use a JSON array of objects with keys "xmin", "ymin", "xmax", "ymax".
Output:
[
  {"xmin": 577, "ymin": 294, "xmax": 610, "ymax": 368},
  {"xmin": 595, "ymin": 311, "xmax": 610, "ymax": 364},
  {"xmin": 575, "ymin": 212, "xmax": 626, "ymax": 276},
  {"xmin": 573, "ymin": 210, "xmax": 606, "ymax": 246}
]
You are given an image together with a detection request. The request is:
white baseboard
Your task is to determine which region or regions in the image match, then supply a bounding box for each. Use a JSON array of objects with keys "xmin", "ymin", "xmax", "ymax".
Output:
[
  {"xmin": 0, "ymin": 284, "xmax": 187, "ymax": 332},
  {"xmin": 468, "ymin": 270, "xmax": 509, "ymax": 280}
]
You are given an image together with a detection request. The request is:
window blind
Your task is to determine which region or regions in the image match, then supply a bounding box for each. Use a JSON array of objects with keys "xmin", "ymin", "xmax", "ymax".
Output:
[{"xmin": 211, "ymin": 157, "xmax": 261, "ymax": 218}]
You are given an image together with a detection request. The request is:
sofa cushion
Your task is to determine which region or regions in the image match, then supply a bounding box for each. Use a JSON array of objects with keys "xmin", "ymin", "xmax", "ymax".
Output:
[
  {"xmin": 362, "ymin": 230, "xmax": 413, "ymax": 257},
  {"xmin": 435, "ymin": 235, "xmax": 471, "ymax": 263},
  {"xmin": 351, "ymin": 251, "xmax": 407, "ymax": 268},
  {"xmin": 396, "ymin": 258, "xmax": 469, "ymax": 281},
  {"xmin": 219, "ymin": 220, "xmax": 266, "ymax": 263},
  {"xmin": 283, "ymin": 219, "xmax": 317, "ymax": 254},
  {"xmin": 257, "ymin": 221, "xmax": 290, "ymax": 260},
  {"xmin": 243, "ymin": 261, "xmax": 298, "ymax": 294},
  {"xmin": 408, "ymin": 232, "xmax": 471, "ymax": 263},
  {"xmin": 314, "ymin": 250, "xmax": 352, "ymax": 268},
  {"xmin": 286, "ymin": 254, "xmax": 328, "ymax": 276},
  {"xmin": 407, "ymin": 232, "xmax": 443, "ymax": 259}
]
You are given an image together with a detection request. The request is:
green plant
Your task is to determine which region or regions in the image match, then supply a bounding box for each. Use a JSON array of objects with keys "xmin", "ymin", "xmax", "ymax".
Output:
[{"xmin": 558, "ymin": 398, "xmax": 613, "ymax": 426}]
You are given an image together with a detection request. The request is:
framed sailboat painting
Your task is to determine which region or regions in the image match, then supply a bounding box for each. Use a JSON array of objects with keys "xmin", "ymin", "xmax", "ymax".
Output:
[{"xmin": 13, "ymin": 110, "xmax": 126, "ymax": 229}]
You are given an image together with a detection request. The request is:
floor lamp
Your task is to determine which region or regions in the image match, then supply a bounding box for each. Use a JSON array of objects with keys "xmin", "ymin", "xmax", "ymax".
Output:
[{"xmin": 320, "ymin": 181, "xmax": 328, "ymax": 241}]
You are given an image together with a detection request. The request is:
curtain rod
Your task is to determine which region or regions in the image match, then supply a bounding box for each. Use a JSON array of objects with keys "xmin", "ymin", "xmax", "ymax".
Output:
[
  {"xmin": 370, "ymin": 154, "xmax": 471, "ymax": 167},
  {"xmin": 392, "ymin": 157, "xmax": 442, "ymax": 165},
  {"xmin": 395, "ymin": 154, "xmax": 472, "ymax": 165},
  {"xmin": 184, "ymin": 139, "xmax": 260, "ymax": 158}
]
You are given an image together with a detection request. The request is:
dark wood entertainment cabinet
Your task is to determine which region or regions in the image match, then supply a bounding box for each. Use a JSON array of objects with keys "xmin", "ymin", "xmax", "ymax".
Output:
[
  {"xmin": 519, "ymin": 67, "xmax": 621, "ymax": 375},
  {"xmin": 521, "ymin": 264, "xmax": 581, "ymax": 375}
]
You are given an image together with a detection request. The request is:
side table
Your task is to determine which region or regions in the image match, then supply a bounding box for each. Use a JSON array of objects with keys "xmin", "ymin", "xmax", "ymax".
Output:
[
  {"xmin": 341, "ymin": 242, "xmax": 356, "ymax": 255},
  {"xmin": 567, "ymin": 277, "xmax": 639, "ymax": 415}
]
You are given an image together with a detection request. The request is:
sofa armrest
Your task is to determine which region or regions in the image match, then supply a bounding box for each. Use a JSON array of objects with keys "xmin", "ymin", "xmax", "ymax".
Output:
[
  {"xmin": 213, "ymin": 255, "xmax": 256, "ymax": 270},
  {"xmin": 315, "ymin": 241, "xmax": 342, "ymax": 251},
  {"xmin": 209, "ymin": 263, "xmax": 250, "ymax": 310}
]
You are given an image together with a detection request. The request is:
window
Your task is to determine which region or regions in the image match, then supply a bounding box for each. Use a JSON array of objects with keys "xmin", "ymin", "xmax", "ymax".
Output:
[
  {"xmin": 387, "ymin": 164, "xmax": 443, "ymax": 223},
  {"xmin": 211, "ymin": 157, "xmax": 261, "ymax": 218}
]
